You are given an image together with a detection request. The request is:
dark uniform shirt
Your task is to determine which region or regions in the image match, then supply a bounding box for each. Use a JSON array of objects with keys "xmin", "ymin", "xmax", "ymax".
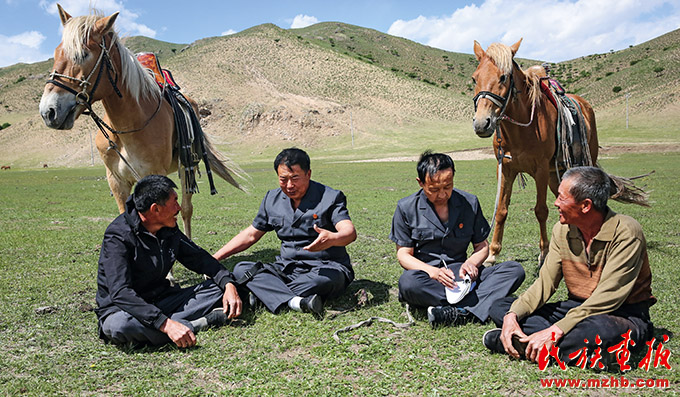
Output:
[
  {"xmin": 95, "ymin": 195, "xmax": 235, "ymax": 331},
  {"xmin": 252, "ymin": 180, "xmax": 353, "ymax": 277},
  {"xmin": 390, "ymin": 188, "xmax": 490, "ymax": 266}
]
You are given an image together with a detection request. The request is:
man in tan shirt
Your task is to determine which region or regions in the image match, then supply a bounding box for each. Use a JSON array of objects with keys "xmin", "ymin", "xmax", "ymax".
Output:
[{"xmin": 483, "ymin": 166, "xmax": 655, "ymax": 369}]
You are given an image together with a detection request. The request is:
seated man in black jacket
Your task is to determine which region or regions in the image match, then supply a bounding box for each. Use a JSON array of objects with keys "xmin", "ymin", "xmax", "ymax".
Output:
[{"xmin": 96, "ymin": 175, "xmax": 242, "ymax": 348}]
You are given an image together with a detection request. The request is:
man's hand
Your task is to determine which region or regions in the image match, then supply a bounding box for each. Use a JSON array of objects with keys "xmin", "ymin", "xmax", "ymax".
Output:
[
  {"xmin": 160, "ymin": 318, "xmax": 196, "ymax": 348},
  {"xmin": 303, "ymin": 224, "xmax": 334, "ymax": 251},
  {"xmin": 459, "ymin": 261, "xmax": 479, "ymax": 281},
  {"xmin": 500, "ymin": 312, "xmax": 527, "ymax": 359},
  {"xmin": 520, "ymin": 324, "xmax": 564, "ymax": 363},
  {"xmin": 430, "ymin": 267, "xmax": 456, "ymax": 289},
  {"xmin": 222, "ymin": 283, "xmax": 242, "ymax": 319}
]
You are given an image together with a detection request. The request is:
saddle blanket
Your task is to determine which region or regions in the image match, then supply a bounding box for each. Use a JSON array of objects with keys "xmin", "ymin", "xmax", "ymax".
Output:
[{"xmin": 136, "ymin": 52, "xmax": 180, "ymax": 90}]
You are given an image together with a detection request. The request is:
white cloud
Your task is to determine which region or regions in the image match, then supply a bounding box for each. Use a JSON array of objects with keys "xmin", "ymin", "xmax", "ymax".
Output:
[
  {"xmin": 388, "ymin": 0, "xmax": 680, "ymax": 62},
  {"xmin": 7, "ymin": 31, "xmax": 46, "ymax": 49},
  {"xmin": 40, "ymin": 0, "xmax": 157, "ymax": 38},
  {"xmin": 290, "ymin": 14, "xmax": 319, "ymax": 29},
  {"xmin": 0, "ymin": 32, "xmax": 52, "ymax": 67},
  {"xmin": 222, "ymin": 29, "xmax": 237, "ymax": 36}
]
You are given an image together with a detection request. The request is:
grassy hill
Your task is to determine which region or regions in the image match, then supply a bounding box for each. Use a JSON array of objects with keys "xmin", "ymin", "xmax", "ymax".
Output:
[
  {"xmin": 0, "ymin": 22, "xmax": 678, "ymax": 168},
  {"xmin": 121, "ymin": 36, "xmax": 188, "ymax": 63}
]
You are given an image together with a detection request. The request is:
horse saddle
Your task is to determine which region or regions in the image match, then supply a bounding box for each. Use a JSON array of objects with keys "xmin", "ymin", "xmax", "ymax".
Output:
[
  {"xmin": 540, "ymin": 77, "xmax": 592, "ymax": 170},
  {"xmin": 135, "ymin": 52, "xmax": 216, "ymax": 194},
  {"xmin": 136, "ymin": 52, "xmax": 180, "ymax": 90}
]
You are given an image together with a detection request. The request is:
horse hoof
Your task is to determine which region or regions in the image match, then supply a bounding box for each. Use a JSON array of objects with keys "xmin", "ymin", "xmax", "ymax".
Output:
[{"xmin": 483, "ymin": 258, "xmax": 497, "ymax": 267}]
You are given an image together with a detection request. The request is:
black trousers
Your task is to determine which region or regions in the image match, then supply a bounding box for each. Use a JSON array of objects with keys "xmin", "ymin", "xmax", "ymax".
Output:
[
  {"xmin": 100, "ymin": 280, "xmax": 223, "ymax": 346},
  {"xmin": 398, "ymin": 260, "xmax": 525, "ymax": 322},
  {"xmin": 489, "ymin": 296, "xmax": 654, "ymax": 365},
  {"xmin": 233, "ymin": 261, "xmax": 349, "ymax": 313}
]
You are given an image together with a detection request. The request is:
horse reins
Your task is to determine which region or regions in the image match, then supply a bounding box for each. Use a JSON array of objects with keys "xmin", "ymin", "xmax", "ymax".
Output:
[{"xmin": 45, "ymin": 35, "xmax": 164, "ymax": 180}]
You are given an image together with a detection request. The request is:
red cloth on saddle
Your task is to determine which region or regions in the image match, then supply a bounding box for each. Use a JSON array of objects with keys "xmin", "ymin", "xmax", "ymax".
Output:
[
  {"xmin": 136, "ymin": 52, "xmax": 180, "ymax": 90},
  {"xmin": 540, "ymin": 78, "xmax": 566, "ymax": 109},
  {"xmin": 136, "ymin": 52, "xmax": 164, "ymax": 87}
]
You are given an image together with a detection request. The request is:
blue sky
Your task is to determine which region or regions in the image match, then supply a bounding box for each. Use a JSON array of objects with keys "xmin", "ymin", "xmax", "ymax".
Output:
[{"xmin": 1, "ymin": 0, "xmax": 679, "ymax": 68}]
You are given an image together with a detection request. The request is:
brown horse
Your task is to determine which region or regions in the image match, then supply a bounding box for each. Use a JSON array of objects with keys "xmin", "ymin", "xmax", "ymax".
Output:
[
  {"xmin": 39, "ymin": 5, "xmax": 243, "ymax": 241},
  {"xmin": 471, "ymin": 39, "xmax": 600, "ymax": 265}
]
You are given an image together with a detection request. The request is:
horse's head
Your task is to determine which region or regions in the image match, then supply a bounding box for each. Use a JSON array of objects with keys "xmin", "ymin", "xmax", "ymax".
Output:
[
  {"xmin": 39, "ymin": 4, "xmax": 119, "ymax": 130},
  {"xmin": 471, "ymin": 39, "xmax": 522, "ymax": 138}
]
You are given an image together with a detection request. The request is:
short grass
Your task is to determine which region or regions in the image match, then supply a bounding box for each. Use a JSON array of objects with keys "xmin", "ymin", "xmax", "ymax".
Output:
[{"xmin": 0, "ymin": 152, "xmax": 678, "ymax": 395}]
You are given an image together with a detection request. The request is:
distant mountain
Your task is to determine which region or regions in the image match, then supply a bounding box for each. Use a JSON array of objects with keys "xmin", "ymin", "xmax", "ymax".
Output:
[{"xmin": 0, "ymin": 22, "xmax": 678, "ymax": 167}]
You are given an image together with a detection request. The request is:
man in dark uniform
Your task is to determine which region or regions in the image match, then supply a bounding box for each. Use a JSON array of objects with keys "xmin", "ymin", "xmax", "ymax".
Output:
[
  {"xmin": 390, "ymin": 151, "xmax": 525, "ymax": 327},
  {"xmin": 96, "ymin": 175, "xmax": 242, "ymax": 348},
  {"xmin": 213, "ymin": 148, "xmax": 356, "ymax": 317}
]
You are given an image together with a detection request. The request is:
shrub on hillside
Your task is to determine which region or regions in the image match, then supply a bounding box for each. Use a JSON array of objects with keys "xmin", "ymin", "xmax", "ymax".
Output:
[
  {"xmin": 653, "ymin": 66, "xmax": 665, "ymax": 73},
  {"xmin": 613, "ymin": 86, "xmax": 622, "ymax": 93},
  {"xmin": 0, "ymin": 122, "xmax": 10, "ymax": 130}
]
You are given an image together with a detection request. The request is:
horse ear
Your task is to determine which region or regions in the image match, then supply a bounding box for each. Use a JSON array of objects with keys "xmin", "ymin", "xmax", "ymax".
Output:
[
  {"xmin": 473, "ymin": 40, "xmax": 485, "ymax": 61},
  {"xmin": 57, "ymin": 3, "xmax": 72, "ymax": 26},
  {"xmin": 95, "ymin": 11, "xmax": 119, "ymax": 35},
  {"xmin": 510, "ymin": 38, "xmax": 523, "ymax": 56}
]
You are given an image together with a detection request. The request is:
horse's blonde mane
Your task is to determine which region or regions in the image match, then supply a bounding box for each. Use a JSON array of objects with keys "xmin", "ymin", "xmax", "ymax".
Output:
[
  {"xmin": 485, "ymin": 42, "xmax": 543, "ymax": 107},
  {"xmin": 524, "ymin": 65, "xmax": 546, "ymax": 107},
  {"xmin": 484, "ymin": 43, "xmax": 514, "ymax": 75},
  {"xmin": 61, "ymin": 12, "xmax": 159, "ymax": 103}
]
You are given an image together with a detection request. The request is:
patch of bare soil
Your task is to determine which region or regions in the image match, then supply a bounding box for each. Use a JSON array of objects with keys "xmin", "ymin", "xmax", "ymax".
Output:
[
  {"xmin": 347, "ymin": 148, "xmax": 496, "ymax": 163},
  {"xmin": 599, "ymin": 143, "xmax": 680, "ymax": 155},
  {"xmin": 350, "ymin": 143, "xmax": 680, "ymax": 163}
]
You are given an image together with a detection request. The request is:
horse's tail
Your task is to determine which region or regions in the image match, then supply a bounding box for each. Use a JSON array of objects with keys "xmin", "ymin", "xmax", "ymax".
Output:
[
  {"xmin": 203, "ymin": 135, "xmax": 249, "ymax": 192},
  {"xmin": 608, "ymin": 172, "xmax": 652, "ymax": 207}
]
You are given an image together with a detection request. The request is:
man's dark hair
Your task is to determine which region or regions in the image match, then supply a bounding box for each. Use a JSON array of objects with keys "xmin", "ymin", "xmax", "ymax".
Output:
[
  {"xmin": 562, "ymin": 166, "xmax": 610, "ymax": 213},
  {"xmin": 274, "ymin": 147, "xmax": 311, "ymax": 172},
  {"xmin": 133, "ymin": 175, "xmax": 178, "ymax": 213},
  {"xmin": 417, "ymin": 150, "xmax": 455, "ymax": 182}
]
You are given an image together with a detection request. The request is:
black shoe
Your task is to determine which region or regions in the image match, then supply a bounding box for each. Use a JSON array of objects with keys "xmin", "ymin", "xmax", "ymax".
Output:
[
  {"xmin": 427, "ymin": 306, "xmax": 472, "ymax": 328},
  {"xmin": 204, "ymin": 308, "xmax": 229, "ymax": 328},
  {"xmin": 483, "ymin": 328, "xmax": 504, "ymax": 353},
  {"xmin": 482, "ymin": 328, "xmax": 527, "ymax": 357},
  {"xmin": 300, "ymin": 294, "xmax": 324, "ymax": 318}
]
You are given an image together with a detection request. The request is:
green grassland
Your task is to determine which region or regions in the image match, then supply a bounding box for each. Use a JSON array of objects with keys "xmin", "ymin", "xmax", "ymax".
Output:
[{"xmin": 0, "ymin": 151, "xmax": 678, "ymax": 395}]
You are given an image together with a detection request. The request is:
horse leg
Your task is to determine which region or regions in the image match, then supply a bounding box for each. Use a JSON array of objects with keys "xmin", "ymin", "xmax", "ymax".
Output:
[
  {"xmin": 486, "ymin": 167, "xmax": 517, "ymax": 265},
  {"xmin": 548, "ymin": 170, "xmax": 560, "ymax": 198},
  {"xmin": 534, "ymin": 167, "xmax": 551, "ymax": 268},
  {"xmin": 179, "ymin": 170, "xmax": 194, "ymax": 239},
  {"xmin": 105, "ymin": 168, "xmax": 132, "ymax": 214}
]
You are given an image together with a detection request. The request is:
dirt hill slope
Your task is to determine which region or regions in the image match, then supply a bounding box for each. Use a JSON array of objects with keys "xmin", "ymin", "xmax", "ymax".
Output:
[{"xmin": 0, "ymin": 23, "xmax": 678, "ymax": 168}]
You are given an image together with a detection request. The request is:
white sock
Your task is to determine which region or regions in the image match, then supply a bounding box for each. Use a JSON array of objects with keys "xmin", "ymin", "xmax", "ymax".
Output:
[
  {"xmin": 190, "ymin": 317, "xmax": 208, "ymax": 332},
  {"xmin": 288, "ymin": 296, "xmax": 303, "ymax": 311}
]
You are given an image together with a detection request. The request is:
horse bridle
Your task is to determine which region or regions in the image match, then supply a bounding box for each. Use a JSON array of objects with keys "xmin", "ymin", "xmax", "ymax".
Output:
[
  {"xmin": 44, "ymin": 35, "xmax": 163, "ymax": 137},
  {"xmin": 46, "ymin": 35, "xmax": 123, "ymax": 108},
  {"xmin": 44, "ymin": 34, "xmax": 160, "ymax": 180},
  {"xmin": 472, "ymin": 63, "xmax": 516, "ymax": 119}
]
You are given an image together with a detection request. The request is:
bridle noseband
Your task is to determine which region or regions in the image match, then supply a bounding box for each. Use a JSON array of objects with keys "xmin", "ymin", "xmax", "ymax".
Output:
[{"xmin": 472, "ymin": 66, "xmax": 515, "ymax": 120}]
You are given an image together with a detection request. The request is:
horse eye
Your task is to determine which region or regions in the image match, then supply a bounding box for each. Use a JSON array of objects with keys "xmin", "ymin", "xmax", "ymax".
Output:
[
  {"xmin": 499, "ymin": 74, "xmax": 507, "ymax": 84},
  {"xmin": 471, "ymin": 77, "xmax": 476, "ymax": 85},
  {"xmin": 76, "ymin": 51, "xmax": 89, "ymax": 63}
]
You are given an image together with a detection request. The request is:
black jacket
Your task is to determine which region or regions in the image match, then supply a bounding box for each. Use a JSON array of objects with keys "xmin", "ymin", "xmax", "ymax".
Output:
[{"xmin": 95, "ymin": 195, "xmax": 235, "ymax": 330}]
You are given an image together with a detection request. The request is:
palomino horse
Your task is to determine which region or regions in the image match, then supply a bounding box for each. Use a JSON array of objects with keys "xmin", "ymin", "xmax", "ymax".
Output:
[
  {"xmin": 39, "ymin": 5, "xmax": 242, "ymax": 241},
  {"xmin": 471, "ymin": 39, "xmax": 599, "ymax": 265}
]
